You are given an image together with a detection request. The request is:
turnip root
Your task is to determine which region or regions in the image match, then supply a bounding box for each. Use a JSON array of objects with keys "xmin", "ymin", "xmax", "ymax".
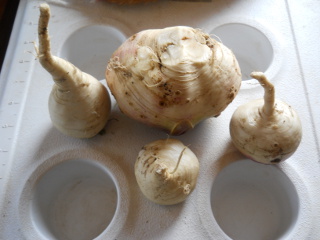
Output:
[
  {"xmin": 106, "ymin": 26, "xmax": 241, "ymax": 135},
  {"xmin": 230, "ymin": 72, "xmax": 302, "ymax": 164},
  {"xmin": 135, "ymin": 139, "xmax": 199, "ymax": 205},
  {"xmin": 36, "ymin": 4, "xmax": 111, "ymax": 138}
]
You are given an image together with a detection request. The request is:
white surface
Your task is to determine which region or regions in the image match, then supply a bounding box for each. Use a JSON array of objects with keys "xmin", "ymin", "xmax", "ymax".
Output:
[
  {"xmin": 286, "ymin": 0, "xmax": 320, "ymax": 155},
  {"xmin": 0, "ymin": 0, "xmax": 319, "ymax": 239}
]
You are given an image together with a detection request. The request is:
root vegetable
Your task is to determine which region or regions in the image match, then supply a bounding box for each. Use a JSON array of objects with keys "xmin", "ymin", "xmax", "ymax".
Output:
[
  {"xmin": 106, "ymin": 26, "xmax": 241, "ymax": 135},
  {"xmin": 229, "ymin": 72, "xmax": 302, "ymax": 164},
  {"xmin": 36, "ymin": 4, "xmax": 111, "ymax": 138},
  {"xmin": 135, "ymin": 139, "xmax": 199, "ymax": 205}
]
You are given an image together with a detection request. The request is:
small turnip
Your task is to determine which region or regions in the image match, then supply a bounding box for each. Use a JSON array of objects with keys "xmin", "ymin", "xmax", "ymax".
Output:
[
  {"xmin": 106, "ymin": 26, "xmax": 241, "ymax": 135},
  {"xmin": 229, "ymin": 72, "xmax": 302, "ymax": 164},
  {"xmin": 36, "ymin": 4, "xmax": 111, "ymax": 138},
  {"xmin": 135, "ymin": 139, "xmax": 199, "ymax": 205}
]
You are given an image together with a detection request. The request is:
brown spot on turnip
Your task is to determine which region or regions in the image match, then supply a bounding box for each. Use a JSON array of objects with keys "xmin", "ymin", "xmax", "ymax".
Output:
[
  {"xmin": 130, "ymin": 34, "xmax": 137, "ymax": 41},
  {"xmin": 80, "ymin": 83, "xmax": 89, "ymax": 87},
  {"xmin": 271, "ymin": 158, "xmax": 281, "ymax": 163},
  {"xmin": 159, "ymin": 100, "xmax": 165, "ymax": 107},
  {"xmin": 122, "ymin": 70, "xmax": 132, "ymax": 78},
  {"xmin": 161, "ymin": 42, "xmax": 175, "ymax": 53},
  {"xmin": 98, "ymin": 129, "xmax": 106, "ymax": 135},
  {"xmin": 240, "ymin": 118, "xmax": 246, "ymax": 123},
  {"xmin": 39, "ymin": 27, "xmax": 47, "ymax": 35},
  {"xmin": 228, "ymin": 86, "xmax": 237, "ymax": 100},
  {"xmin": 143, "ymin": 156, "xmax": 153, "ymax": 167},
  {"xmin": 205, "ymin": 35, "xmax": 214, "ymax": 48}
]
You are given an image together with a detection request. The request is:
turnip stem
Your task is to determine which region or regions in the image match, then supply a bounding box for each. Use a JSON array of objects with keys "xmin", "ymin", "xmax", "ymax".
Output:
[
  {"xmin": 170, "ymin": 147, "xmax": 187, "ymax": 174},
  {"xmin": 38, "ymin": 4, "xmax": 52, "ymax": 61},
  {"xmin": 250, "ymin": 72, "xmax": 275, "ymax": 116},
  {"xmin": 37, "ymin": 3, "xmax": 81, "ymax": 89}
]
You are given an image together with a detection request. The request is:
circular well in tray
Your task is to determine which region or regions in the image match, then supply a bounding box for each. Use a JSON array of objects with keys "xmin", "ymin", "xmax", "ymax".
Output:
[
  {"xmin": 20, "ymin": 155, "xmax": 121, "ymax": 240},
  {"xmin": 59, "ymin": 24, "xmax": 127, "ymax": 80},
  {"xmin": 211, "ymin": 23, "xmax": 276, "ymax": 82},
  {"xmin": 210, "ymin": 159, "xmax": 299, "ymax": 240}
]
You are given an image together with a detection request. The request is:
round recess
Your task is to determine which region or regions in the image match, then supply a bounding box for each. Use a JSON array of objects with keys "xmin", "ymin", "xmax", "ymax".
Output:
[
  {"xmin": 211, "ymin": 23, "xmax": 279, "ymax": 84},
  {"xmin": 59, "ymin": 25, "xmax": 127, "ymax": 80},
  {"xmin": 210, "ymin": 159, "xmax": 299, "ymax": 240},
  {"xmin": 19, "ymin": 150, "xmax": 129, "ymax": 240}
]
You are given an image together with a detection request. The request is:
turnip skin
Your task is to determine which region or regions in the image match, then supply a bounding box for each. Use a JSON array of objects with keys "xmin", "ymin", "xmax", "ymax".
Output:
[
  {"xmin": 37, "ymin": 4, "xmax": 111, "ymax": 138},
  {"xmin": 106, "ymin": 26, "xmax": 241, "ymax": 135},
  {"xmin": 230, "ymin": 72, "xmax": 302, "ymax": 164},
  {"xmin": 47, "ymin": 75, "xmax": 110, "ymax": 138},
  {"xmin": 134, "ymin": 139, "xmax": 199, "ymax": 205}
]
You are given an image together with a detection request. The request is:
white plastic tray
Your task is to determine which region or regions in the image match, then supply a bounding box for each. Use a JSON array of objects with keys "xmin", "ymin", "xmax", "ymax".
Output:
[{"xmin": 0, "ymin": 0, "xmax": 319, "ymax": 239}]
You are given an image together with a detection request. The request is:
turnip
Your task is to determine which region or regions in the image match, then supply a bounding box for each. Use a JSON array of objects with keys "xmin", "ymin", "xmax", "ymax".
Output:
[
  {"xmin": 106, "ymin": 26, "xmax": 241, "ymax": 135},
  {"xmin": 135, "ymin": 139, "xmax": 199, "ymax": 205},
  {"xmin": 230, "ymin": 72, "xmax": 302, "ymax": 164},
  {"xmin": 36, "ymin": 4, "xmax": 111, "ymax": 138}
]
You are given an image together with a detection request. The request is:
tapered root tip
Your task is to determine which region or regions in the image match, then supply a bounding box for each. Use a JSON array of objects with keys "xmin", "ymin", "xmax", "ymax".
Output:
[
  {"xmin": 250, "ymin": 71, "xmax": 264, "ymax": 80},
  {"xmin": 250, "ymin": 71, "xmax": 273, "ymax": 88},
  {"xmin": 38, "ymin": 3, "xmax": 50, "ymax": 34},
  {"xmin": 250, "ymin": 71, "xmax": 275, "ymax": 116},
  {"xmin": 40, "ymin": 3, "xmax": 50, "ymax": 12}
]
